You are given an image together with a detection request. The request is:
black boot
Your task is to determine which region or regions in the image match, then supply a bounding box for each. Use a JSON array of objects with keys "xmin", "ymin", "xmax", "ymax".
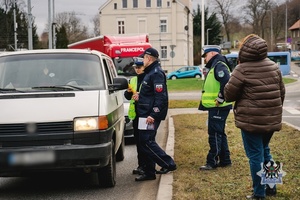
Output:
[{"xmin": 266, "ymin": 185, "xmax": 277, "ymax": 196}]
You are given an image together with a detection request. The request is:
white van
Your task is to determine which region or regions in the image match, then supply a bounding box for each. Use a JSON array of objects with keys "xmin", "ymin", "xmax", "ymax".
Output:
[{"xmin": 0, "ymin": 49, "xmax": 128, "ymax": 187}]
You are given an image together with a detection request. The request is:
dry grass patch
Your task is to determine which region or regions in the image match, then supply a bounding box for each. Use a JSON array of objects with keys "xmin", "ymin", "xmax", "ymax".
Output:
[{"xmin": 172, "ymin": 113, "xmax": 300, "ymax": 200}]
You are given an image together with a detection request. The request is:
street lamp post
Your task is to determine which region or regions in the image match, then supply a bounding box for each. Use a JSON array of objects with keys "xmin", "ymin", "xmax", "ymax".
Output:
[{"xmin": 206, "ymin": 28, "xmax": 212, "ymax": 45}]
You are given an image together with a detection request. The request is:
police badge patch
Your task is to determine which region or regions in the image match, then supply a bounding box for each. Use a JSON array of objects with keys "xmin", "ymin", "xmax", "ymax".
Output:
[
  {"xmin": 155, "ymin": 84, "xmax": 163, "ymax": 92},
  {"xmin": 218, "ymin": 70, "xmax": 225, "ymax": 78}
]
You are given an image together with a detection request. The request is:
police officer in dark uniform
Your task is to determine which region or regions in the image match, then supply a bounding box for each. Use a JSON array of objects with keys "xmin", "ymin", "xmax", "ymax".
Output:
[
  {"xmin": 134, "ymin": 47, "xmax": 177, "ymax": 181},
  {"xmin": 198, "ymin": 45, "xmax": 233, "ymax": 170}
]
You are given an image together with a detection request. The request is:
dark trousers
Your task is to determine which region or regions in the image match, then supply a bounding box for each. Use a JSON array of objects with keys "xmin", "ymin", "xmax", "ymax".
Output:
[
  {"xmin": 242, "ymin": 130, "xmax": 274, "ymax": 198},
  {"xmin": 133, "ymin": 117, "xmax": 146, "ymax": 169},
  {"xmin": 206, "ymin": 109, "xmax": 231, "ymax": 167},
  {"xmin": 139, "ymin": 120, "xmax": 176, "ymax": 176}
]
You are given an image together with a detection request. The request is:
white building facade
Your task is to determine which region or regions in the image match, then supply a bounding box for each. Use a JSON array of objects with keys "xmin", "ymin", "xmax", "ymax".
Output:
[{"xmin": 99, "ymin": 0, "xmax": 194, "ymax": 73}]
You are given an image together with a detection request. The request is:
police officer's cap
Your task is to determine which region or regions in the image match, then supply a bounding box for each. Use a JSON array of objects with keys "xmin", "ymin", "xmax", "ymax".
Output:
[{"xmin": 201, "ymin": 45, "xmax": 221, "ymax": 57}]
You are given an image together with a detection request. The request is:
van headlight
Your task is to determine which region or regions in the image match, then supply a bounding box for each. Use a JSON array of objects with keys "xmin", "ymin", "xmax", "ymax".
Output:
[
  {"xmin": 74, "ymin": 116, "xmax": 108, "ymax": 131},
  {"xmin": 74, "ymin": 117, "xmax": 98, "ymax": 131}
]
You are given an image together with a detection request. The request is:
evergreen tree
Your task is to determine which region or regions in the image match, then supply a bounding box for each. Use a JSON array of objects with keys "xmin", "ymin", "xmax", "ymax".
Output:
[
  {"xmin": 56, "ymin": 25, "xmax": 69, "ymax": 48},
  {"xmin": 0, "ymin": 1, "xmax": 39, "ymax": 50},
  {"xmin": 193, "ymin": 5, "xmax": 222, "ymax": 65}
]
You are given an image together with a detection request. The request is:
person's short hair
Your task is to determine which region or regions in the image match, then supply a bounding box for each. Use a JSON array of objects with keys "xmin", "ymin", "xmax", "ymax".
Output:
[
  {"xmin": 201, "ymin": 45, "xmax": 221, "ymax": 57},
  {"xmin": 141, "ymin": 47, "xmax": 159, "ymax": 58}
]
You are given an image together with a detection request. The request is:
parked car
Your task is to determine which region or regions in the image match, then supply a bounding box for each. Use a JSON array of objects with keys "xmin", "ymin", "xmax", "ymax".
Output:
[
  {"xmin": 0, "ymin": 49, "xmax": 128, "ymax": 188},
  {"xmin": 167, "ymin": 66, "xmax": 202, "ymax": 80}
]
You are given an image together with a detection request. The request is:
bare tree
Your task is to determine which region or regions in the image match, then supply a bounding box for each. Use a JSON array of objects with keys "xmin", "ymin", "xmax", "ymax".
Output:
[
  {"xmin": 243, "ymin": 0, "xmax": 274, "ymax": 38},
  {"xmin": 54, "ymin": 11, "xmax": 90, "ymax": 43},
  {"xmin": 212, "ymin": 0, "xmax": 234, "ymax": 42},
  {"xmin": 91, "ymin": 14, "xmax": 100, "ymax": 36},
  {"xmin": 271, "ymin": 5, "xmax": 285, "ymax": 45}
]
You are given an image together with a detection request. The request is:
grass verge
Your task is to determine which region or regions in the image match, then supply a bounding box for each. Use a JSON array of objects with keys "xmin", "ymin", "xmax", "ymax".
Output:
[
  {"xmin": 167, "ymin": 77, "xmax": 296, "ymax": 92},
  {"xmin": 172, "ymin": 113, "xmax": 300, "ymax": 200}
]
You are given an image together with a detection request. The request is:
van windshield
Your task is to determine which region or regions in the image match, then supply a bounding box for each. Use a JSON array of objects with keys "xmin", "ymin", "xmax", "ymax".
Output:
[{"xmin": 0, "ymin": 53, "xmax": 105, "ymax": 91}]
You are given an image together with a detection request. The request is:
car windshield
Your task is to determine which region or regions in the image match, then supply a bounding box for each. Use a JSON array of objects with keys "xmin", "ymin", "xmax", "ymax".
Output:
[{"xmin": 0, "ymin": 53, "xmax": 105, "ymax": 92}]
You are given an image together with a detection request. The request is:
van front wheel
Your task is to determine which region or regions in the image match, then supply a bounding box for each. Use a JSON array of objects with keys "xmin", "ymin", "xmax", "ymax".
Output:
[
  {"xmin": 97, "ymin": 140, "xmax": 116, "ymax": 187},
  {"xmin": 116, "ymin": 134, "xmax": 125, "ymax": 161}
]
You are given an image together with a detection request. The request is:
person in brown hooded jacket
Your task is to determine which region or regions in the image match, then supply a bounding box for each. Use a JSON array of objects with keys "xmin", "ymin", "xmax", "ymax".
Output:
[{"xmin": 224, "ymin": 34, "xmax": 285, "ymax": 200}]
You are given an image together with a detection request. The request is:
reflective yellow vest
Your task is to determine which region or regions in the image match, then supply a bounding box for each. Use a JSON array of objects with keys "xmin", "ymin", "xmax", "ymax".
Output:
[
  {"xmin": 201, "ymin": 62, "xmax": 232, "ymax": 108},
  {"xmin": 128, "ymin": 77, "xmax": 137, "ymax": 120}
]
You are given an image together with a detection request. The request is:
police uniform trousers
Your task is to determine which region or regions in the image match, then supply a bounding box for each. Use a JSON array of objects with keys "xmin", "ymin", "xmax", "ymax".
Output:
[
  {"xmin": 139, "ymin": 120, "xmax": 176, "ymax": 176},
  {"xmin": 133, "ymin": 117, "xmax": 146, "ymax": 169},
  {"xmin": 207, "ymin": 109, "xmax": 231, "ymax": 167}
]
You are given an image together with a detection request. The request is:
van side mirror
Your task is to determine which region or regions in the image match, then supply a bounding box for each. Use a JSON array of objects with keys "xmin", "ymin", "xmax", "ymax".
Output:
[{"xmin": 108, "ymin": 77, "xmax": 128, "ymax": 91}]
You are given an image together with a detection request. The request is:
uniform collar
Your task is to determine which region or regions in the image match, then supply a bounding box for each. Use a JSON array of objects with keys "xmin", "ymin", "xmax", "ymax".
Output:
[{"xmin": 144, "ymin": 60, "xmax": 159, "ymax": 73}]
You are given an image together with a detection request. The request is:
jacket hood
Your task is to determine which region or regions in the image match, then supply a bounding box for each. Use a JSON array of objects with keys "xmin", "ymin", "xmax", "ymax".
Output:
[{"xmin": 238, "ymin": 35, "xmax": 268, "ymax": 63}]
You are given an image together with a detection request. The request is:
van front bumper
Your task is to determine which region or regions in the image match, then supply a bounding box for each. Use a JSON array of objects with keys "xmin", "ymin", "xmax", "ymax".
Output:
[{"xmin": 0, "ymin": 142, "xmax": 112, "ymax": 176}]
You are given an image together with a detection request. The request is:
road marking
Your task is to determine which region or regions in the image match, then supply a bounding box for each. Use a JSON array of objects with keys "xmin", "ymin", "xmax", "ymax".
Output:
[{"xmin": 284, "ymin": 107, "xmax": 300, "ymax": 115}]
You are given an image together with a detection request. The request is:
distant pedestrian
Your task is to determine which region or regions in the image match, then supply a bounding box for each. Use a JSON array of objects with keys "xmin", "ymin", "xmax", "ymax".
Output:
[
  {"xmin": 224, "ymin": 34, "xmax": 285, "ymax": 200},
  {"xmin": 124, "ymin": 56, "xmax": 146, "ymax": 175},
  {"xmin": 134, "ymin": 47, "xmax": 177, "ymax": 181},
  {"xmin": 198, "ymin": 45, "xmax": 233, "ymax": 170}
]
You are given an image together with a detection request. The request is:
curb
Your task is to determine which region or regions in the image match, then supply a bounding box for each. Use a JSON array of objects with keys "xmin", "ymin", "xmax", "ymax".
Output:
[
  {"xmin": 156, "ymin": 108, "xmax": 200, "ymax": 200},
  {"xmin": 156, "ymin": 116, "xmax": 174, "ymax": 200}
]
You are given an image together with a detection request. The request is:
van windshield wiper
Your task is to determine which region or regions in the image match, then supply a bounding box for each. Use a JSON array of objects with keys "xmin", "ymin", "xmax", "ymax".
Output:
[
  {"xmin": 32, "ymin": 85, "xmax": 84, "ymax": 91},
  {"xmin": 0, "ymin": 88, "xmax": 25, "ymax": 93}
]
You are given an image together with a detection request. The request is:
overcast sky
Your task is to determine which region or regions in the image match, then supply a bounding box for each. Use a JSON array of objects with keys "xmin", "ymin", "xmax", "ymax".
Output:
[{"xmin": 30, "ymin": 0, "xmax": 201, "ymax": 36}]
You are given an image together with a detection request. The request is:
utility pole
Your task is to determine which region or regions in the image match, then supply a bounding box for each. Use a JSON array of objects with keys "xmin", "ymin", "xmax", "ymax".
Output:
[
  {"xmin": 201, "ymin": 0, "xmax": 205, "ymax": 80},
  {"xmin": 13, "ymin": 0, "xmax": 17, "ymax": 50},
  {"xmin": 27, "ymin": 0, "xmax": 33, "ymax": 50},
  {"xmin": 48, "ymin": 0, "xmax": 52, "ymax": 49},
  {"xmin": 52, "ymin": 0, "xmax": 56, "ymax": 49}
]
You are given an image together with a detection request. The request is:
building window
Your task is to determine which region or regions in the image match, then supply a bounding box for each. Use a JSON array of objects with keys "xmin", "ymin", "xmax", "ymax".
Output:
[
  {"xmin": 122, "ymin": 0, "xmax": 127, "ymax": 8},
  {"xmin": 133, "ymin": 0, "xmax": 138, "ymax": 8},
  {"xmin": 167, "ymin": 1, "xmax": 170, "ymax": 7},
  {"xmin": 161, "ymin": 46, "xmax": 167, "ymax": 59},
  {"xmin": 146, "ymin": 0, "xmax": 151, "ymax": 7},
  {"xmin": 114, "ymin": 3, "xmax": 117, "ymax": 9},
  {"xmin": 160, "ymin": 19, "xmax": 167, "ymax": 33},
  {"xmin": 118, "ymin": 21, "xmax": 125, "ymax": 34},
  {"xmin": 157, "ymin": 0, "xmax": 162, "ymax": 7}
]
